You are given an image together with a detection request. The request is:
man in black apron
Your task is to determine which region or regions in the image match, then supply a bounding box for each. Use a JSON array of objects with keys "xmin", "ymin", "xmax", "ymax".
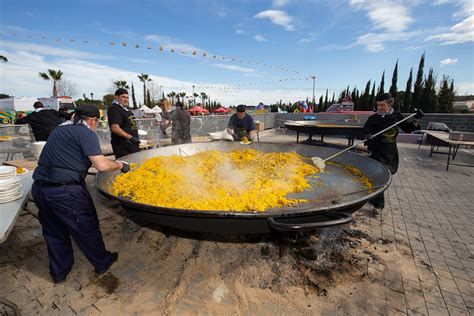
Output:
[
  {"xmin": 226, "ymin": 104, "xmax": 257, "ymax": 141},
  {"xmin": 32, "ymin": 104, "xmax": 131, "ymax": 283},
  {"xmin": 107, "ymin": 88, "xmax": 140, "ymax": 158},
  {"xmin": 363, "ymin": 93, "xmax": 423, "ymax": 210}
]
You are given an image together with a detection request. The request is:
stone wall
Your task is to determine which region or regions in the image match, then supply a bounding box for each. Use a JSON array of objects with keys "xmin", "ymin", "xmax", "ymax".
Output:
[
  {"xmin": 273, "ymin": 113, "xmax": 474, "ymax": 132},
  {"xmin": 411, "ymin": 114, "xmax": 474, "ymax": 132}
]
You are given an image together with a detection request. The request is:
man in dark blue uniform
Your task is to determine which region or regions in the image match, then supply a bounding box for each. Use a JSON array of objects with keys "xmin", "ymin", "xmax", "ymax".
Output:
[
  {"xmin": 226, "ymin": 104, "xmax": 257, "ymax": 141},
  {"xmin": 32, "ymin": 104, "xmax": 131, "ymax": 283},
  {"xmin": 363, "ymin": 93, "xmax": 423, "ymax": 210},
  {"xmin": 107, "ymin": 88, "xmax": 140, "ymax": 158}
]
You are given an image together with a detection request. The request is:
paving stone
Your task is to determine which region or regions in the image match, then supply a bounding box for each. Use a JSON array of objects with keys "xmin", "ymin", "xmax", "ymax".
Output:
[
  {"xmin": 386, "ymin": 289, "xmax": 407, "ymax": 313},
  {"xmin": 446, "ymin": 304, "xmax": 470, "ymax": 316},
  {"xmin": 437, "ymin": 275, "xmax": 461, "ymax": 295},
  {"xmin": 442, "ymin": 291, "xmax": 468, "ymax": 311},
  {"xmin": 426, "ymin": 302, "xmax": 449, "ymax": 316},
  {"xmin": 405, "ymin": 291, "xmax": 428, "ymax": 315}
]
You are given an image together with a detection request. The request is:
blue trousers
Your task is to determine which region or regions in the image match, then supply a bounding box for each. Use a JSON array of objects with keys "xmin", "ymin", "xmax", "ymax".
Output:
[{"xmin": 32, "ymin": 182, "xmax": 115, "ymax": 281}]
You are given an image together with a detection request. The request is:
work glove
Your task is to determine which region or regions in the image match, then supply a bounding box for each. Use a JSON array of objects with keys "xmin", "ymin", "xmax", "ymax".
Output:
[
  {"xmin": 414, "ymin": 108, "xmax": 424, "ymax": 120},
  {"xmin": 120, "ymin": 161, "xmax": 130, "ymax": 173},
  {"xmin": 129, "ymin": 136, "xmax": 140, "ymax": 145}
]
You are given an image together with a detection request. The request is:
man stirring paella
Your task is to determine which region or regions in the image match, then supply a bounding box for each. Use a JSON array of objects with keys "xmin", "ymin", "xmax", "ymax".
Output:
[
  {"xmin": 227, "ymin": 104, "xmax": 257, "ymax": 142},
  {"xmin": 363, "ymin": 92, "xmax": 424, "ymax": 211}
]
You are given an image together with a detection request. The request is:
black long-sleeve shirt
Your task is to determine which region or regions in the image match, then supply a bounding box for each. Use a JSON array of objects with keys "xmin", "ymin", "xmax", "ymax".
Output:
[
  {"xmin": 27, "ymin": 109, "xmax": 63, "ymax": 141},
  {"xmin": 363, "ymin": 110, "xmax": 419, "ymax": 174}
]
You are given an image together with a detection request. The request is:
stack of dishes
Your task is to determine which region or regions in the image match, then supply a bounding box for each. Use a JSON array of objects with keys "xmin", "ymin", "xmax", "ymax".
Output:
[{"xmin": 0, "ymin": 166, "xmax": 24, "ymax": 203}]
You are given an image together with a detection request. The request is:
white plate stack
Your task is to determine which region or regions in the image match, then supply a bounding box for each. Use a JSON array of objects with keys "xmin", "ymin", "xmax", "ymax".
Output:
[{"xmin": 0, "ymin": 166, "xmax": 24, "ymax": 204}]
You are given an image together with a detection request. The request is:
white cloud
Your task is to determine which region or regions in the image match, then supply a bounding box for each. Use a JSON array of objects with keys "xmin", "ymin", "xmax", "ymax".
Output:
[
  {"xmin": 0, "ymin": 42, "xmax": 198, "ymax": 103},
  {"xmin": 0, "ymin": 41, "xmax": 303, "ymax": 105},
  {"xmin": 428, "ymin": 15, "xmax": 474, "ymax": 44},
  {"xmin": 440, "ymin": 58, "xmax": 458, "ymax": 66},
  {"xmin": 432, "ymin": 0, "xmax": 473, "ymax": 18},
  {"xmin": 272, "ymin": 0, "xmax": 290, "ymax": 7},
  {"xmin": 0, "ymin": 24, "xmax": 28, "ymax": 33},
  {"xmin": 254, "ymin": 10, "xmax": 295, "ymax": 31},
  {"xmin": 0, "ymin": 41, "xmax": 109, "ymax": 60},
  {"xmin": 349, "ymin": 1, "xmax": 413, "ymax": 32},
  {"xmin": 254, "ymin": 34, "xmax": 268, "ymax": 42},
  {"xmin": 355, "ymin": 30, "xmax": 421, "ymax": 52},
  {"xmin": 345, "ymin": 1, "xmax": 419, "ymax": 52},
  {"xmin": 144, "ymin": 34, "xmax": 202, "ymax": 53},
  {"xmin": 213, "ymin": 63, "xmax": 256, "ymax": 73}
]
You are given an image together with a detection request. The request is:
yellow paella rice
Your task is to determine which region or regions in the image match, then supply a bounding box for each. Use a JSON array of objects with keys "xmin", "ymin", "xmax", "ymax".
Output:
[
  {"xmin": 326, "ymin": 162, "xmax": 373, "ymax": 189},
  {"xmin": 111, "ymin": 149, "xmax": 320, "ymax": 212}
]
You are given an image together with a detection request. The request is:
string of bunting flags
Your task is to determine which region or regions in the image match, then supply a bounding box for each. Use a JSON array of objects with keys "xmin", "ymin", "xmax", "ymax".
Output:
[
  {"xmin": 160, "ymin": 86, "xmax": 335, "ymax": 92},
  {"xmin": 160, "ymin": 78, "xmax": 323, "ymax": 90},
  {"xmin": 0, "ymin": 31, "xmax": 309, "ymax": 78}
]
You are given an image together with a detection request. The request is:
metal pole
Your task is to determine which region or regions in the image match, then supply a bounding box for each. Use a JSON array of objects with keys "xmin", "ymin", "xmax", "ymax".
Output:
[{"xmin": 311, "ymin": 76, "xmax": 316, "ymax": 104}]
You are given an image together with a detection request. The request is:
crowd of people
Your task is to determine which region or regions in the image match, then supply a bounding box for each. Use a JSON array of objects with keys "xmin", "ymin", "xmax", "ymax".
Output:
[
  {"xmin": 9, "ymin": 88, "xmax": 422, "ymax": 283},
  {"xmin": 16, "ymin": 88, "xmax": 258, "ymax": 283}
]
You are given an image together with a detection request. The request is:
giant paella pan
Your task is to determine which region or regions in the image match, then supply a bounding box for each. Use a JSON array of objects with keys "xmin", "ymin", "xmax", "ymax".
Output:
[{"xmin": 95, "ymin": 142, "xmax": 391, "ymax": 234}]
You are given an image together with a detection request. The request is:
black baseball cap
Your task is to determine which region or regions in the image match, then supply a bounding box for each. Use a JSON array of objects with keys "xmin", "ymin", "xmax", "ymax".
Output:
[
  {"xmin": 236, "ymin": 104, "xmax": 246, "ymax": 112},
  {"xmin": 75, "ymin": 104, "xmax": 100, "ymax": 118},
  {"xmin": 376, "ymin": 93, "xmax": 393, "ymax": 102},
  {"xmin": 33, "ymin": 101, "xmax": 44, "ymax": 109},
  {"xmin": 115, "ymin": 88, "xmax": 129, "ymax": 96}
]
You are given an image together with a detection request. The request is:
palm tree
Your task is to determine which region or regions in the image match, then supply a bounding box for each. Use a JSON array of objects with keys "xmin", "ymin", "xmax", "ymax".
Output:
[
  {"xmin": 167, "ymin": 92, "xmax": 177, "ymax": 105},
  {"xmin": 113, "ymin": 80, "xmax": 130, "ymax": 90},
  {"xmin": 200, "ymin": 92, "xmax": 208, "ymax": 107},
  {"xmin": 137, "ymin": 73, "xmax": 152, "ymax": 106},
  {"xmin": 0, "ymin": 55, "xmax": 7, "ymax": 63},
  {"xmin": 178, "ymin": 92, "xmax": 186, "ymax": 104},
  {"xmin": 192, "ymin": 93, "xmax": 199, "ymax": 106},
  {"xmin": 39, "ymin": 69, "xmax": 63, "ymax": 97}
]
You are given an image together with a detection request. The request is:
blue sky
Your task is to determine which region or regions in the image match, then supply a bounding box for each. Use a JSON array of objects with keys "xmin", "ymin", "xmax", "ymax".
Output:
[{"xmin": 0, "ymin": 0, "xmax": 473, "ymax": 105}]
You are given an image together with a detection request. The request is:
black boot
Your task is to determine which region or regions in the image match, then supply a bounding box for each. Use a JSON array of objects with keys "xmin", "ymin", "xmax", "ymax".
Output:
[{"xmin": 369, "ymin": 192, "xmax": 385, "ymax": 210}]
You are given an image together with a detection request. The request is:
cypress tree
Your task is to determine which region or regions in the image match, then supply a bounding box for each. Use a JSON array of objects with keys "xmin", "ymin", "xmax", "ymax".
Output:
[
  {"xmin": 369, "ymin": 82, "xmax": 376, "ymax": 110},
  {"xmin": 412, "ymin": 53, "xmax": 425, "ymax": 111},
  {"xmin": 324, "ymin": 89, "xmax": 328, "ymax": 110},
  {"xmin": 351, "ymin": 88, "xmax": 357, "ymax": 107},
  {"xmin": 421, "ymin": 68, "xmax": 437, "ymax": 113},
  {"xmin": 318, "ymin": 95, "xmax": 323, "ymax": 112},
  {"xmin": 389, "ymin": 60, "xmax": 398, "ymax": 107},
  {"xmin": 339, "ymin": 90, "xmax": 346, "ymax": 103},
  {"xmin": 437, "ymin": 76, "xmax": 452, "ymax": 113},
  {"xmin": 403, "ymin": 68, "xmax": 413, "ymax": 113},
  {"xmin": 378, "ymin": 71, "xmax": 385, "ymax": 94},
  {"xmin": 361, "ymin": 80, "xmax": 371, "ymax": 110},
  {"xmin": 131, "ymin": 83, "xmax": 137, "ymax": 109},
  {"xmin": 331, "ymin": 92, "xmax": 335, "ymax": 104},
  {"xmin": 449, "ymin": 80, "xmax": 455, "ymax": 112}
]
